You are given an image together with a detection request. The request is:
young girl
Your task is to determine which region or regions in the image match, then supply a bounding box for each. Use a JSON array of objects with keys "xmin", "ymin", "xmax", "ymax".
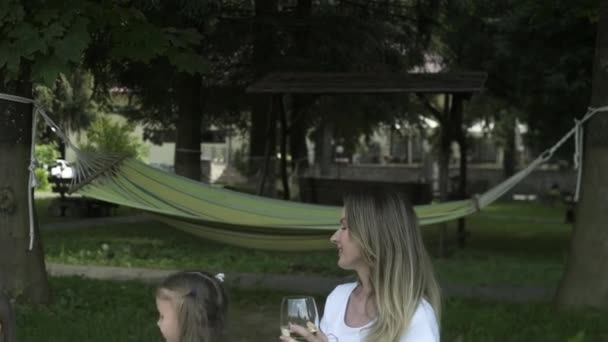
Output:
[
  {"xmin": 156, "ymin": 271, "xmax": 228, "ymax": 342},
  {"xmin": 281, "ymin": 192, "xmax": 441, "ymax": 342}
]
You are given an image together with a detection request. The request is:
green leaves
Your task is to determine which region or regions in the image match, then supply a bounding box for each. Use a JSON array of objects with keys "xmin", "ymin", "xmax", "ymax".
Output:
[
  {"xmin": 0, "ymin": 42, "xmax": 22, "ymax": 77},
  {"xmin": 1, "ymin": 1, "xmax": 208, "ymax": 85},
  {"xmin": 33, "ymin": 8, "xmax": 59, "ymax": 25},
  {"xmin": 54, "ymin": 18, "xmax": 90, "ymax": 63},
  {"xmin": 0, "ymin": 0, "xmax": 24, "ymax": 24},
  {"xmin": 567, "ymin": 331, "xmax": 586, "ymax": 342},
  {"xmin": 81, "ymin": 116, "xmax": 149, "ymax": 160},
  {"xmin": 0, "ymin": 3, "xmax": 86, "ymax": 84},
  {"xmin": 31, "ymin": 56, "xmax": 70, "ymax": 87},
  {"xmin": 167, "ymin": 51, "xmax": 209, "ymax": 74},
  {"xmin": 110, "ymin": 22, "xmax": 169, "ymax": 63}
]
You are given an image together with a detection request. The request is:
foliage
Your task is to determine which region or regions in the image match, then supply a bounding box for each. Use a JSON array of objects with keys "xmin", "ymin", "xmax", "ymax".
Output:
[
  {"xmin": 34, "ymin": 168, "xmax": 50, "ymax": 191},
  {"xmin": 0, "ymin": 0, "xmax": 207, "ymax": 86},
  {"xmin": 231, "ymin": 142, "xmax": 251, "ymax": 176},
  {"xmin": 307, "ymin": 94, "xmax": 421, "ymax": 158},
  {"xmin": 496, "ymin": 0, "xmax": 597, "ymax": 159},
  {"xmin": 35, "ymin": 143, "xmax": 60, "ymax": 166},
  {"xmin": 433, "ymin": 0, "xmax": 598, "ymax": 160},
  {"xmin": 34, "ymin": 69, "xmax": 98, "ymax": 137},
  {"xmin": 110, "ymin": 0, "xmax": 446, "ymax": 149},
  {"xmin": 80, "ymin": 116, "xmax": 148, "ymax": 160},
  {"xmin": 34, "ymin": 143, "xmax": 61, "ymax": 190}
]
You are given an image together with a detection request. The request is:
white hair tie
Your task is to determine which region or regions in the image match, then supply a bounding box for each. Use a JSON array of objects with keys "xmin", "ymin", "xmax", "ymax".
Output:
[{"xmin": 215, "ymin": 273, "xmax": 225, "ymax": 282}]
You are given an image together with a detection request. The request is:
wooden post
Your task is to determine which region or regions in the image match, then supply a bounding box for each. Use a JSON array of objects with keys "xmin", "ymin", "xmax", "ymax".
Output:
[
  {"xmin": 278, "ymin": 95, "xmax": 290, "ymax": 199},
  {"xmin": 453, "ymin": 94, "xmax": 469, "ymax": 248},
  {"xmin": 257, "ymin": 96, "xmax": 277, "ymax": 196}
]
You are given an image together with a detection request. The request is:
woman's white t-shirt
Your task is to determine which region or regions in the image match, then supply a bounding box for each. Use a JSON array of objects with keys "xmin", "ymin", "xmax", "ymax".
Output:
[{"xmin": 319, "ymin": 282, "xmax": 439, "ymax": 342}]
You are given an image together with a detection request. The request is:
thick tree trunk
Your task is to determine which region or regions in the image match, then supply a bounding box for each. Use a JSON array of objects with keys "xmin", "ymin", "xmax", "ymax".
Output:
[
  {"xmin": 0, "ymin": 79, "xmax": 51, "ymax": 304},
  {"xmin": 556, "ymin": 0, "xmax": 608, "ymax": 309},
  {"xmin": 0, "ymin": 292, "xmax": 16, "ymax": 342},
  {"xmin": 174, "ymin": 75, "xmax": 203, "ymax": 181}
]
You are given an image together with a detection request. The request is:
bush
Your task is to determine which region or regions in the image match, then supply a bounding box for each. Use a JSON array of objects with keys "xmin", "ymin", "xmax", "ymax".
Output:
[
  {"xmin": 35, "ymin": 168, "xmax": 50, "ymax": 190},
  {"xmin": 34, "ymin": 143, "xmax": 60, "ymax": 191},
  {"xmin": 81, "ymin": 116, "xmax": 148, "ymax": 160},
  {"xmin": 231, "ymin": 143, "xmax": 250, "ymax": 176},
  {"xmin": 35, "ymin": 143, "xmax": 60, "ymax": 166}
]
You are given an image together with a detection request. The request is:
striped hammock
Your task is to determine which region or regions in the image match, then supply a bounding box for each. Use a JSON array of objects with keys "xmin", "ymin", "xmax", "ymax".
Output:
[
  {"xmin": 74, "ymin": 155, "xmax": 547, "ymax": 251},
  {"xmin": 1, "ymin": 92, "xmax": 591, "ymax": 251}
]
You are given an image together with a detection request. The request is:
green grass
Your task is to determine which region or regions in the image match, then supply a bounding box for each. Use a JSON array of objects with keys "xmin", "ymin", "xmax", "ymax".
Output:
[
  {"xmin": 16, "ymin": 277, "xmax": 607, "ymax": 342},
  {"xmin": 40, "ymin": 200, "xmax": 571, "ymax": 286},
  {"xmin": 42, "ymin": 221, "xmax": 348, "ymax": 276}
]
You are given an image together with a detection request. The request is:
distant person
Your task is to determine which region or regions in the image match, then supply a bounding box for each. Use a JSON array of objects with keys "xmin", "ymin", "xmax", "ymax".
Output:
[
  {"xmin": 281, "ymin": 192, "xmax": 441, "ymax": 342},
  {"xmin": 156, "ymin": 271, "xmax": 228, "ymax": 342}
]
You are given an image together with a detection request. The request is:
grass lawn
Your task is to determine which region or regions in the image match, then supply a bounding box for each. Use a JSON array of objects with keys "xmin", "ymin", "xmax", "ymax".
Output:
[
  {"xmin": 40, "ymin": 200, "xmax": 571, "ymax": 287},
  {"xmin": 16, "ymin": 277, "xmax": 606, "ymax": 342}
]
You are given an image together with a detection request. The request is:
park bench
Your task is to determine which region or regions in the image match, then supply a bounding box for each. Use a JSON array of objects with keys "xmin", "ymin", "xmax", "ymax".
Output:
[{"xmin": 49, "ymin": 176, "xmax": 118, "ymax": 218}]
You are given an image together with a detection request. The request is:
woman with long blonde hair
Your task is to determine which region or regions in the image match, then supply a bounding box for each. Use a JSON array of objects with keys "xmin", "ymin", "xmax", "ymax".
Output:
[{"xmin": 281, "ymin": 192, "xmax": 441, "ymax": 342}]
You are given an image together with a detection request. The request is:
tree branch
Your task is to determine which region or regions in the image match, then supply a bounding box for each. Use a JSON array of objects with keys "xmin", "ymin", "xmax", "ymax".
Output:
[{"xmin": 416, "ymin": 93, "xmax": 446, "ymax": 126}]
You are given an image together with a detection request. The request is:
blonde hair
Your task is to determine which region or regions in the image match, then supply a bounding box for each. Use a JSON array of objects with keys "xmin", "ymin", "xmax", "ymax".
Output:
[
  {"xmin": 343, "ymin": 192, "xmax": 441, "ymax": 342},
  {"xmin": 156, "ymin": 271, "xmax": 228, "ymax": 342}
]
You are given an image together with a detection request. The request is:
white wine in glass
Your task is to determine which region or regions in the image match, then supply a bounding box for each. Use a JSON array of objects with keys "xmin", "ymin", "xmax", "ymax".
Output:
[{"xmin": 280, "ymin": 296, "xmax": 319, "ymax": 341}]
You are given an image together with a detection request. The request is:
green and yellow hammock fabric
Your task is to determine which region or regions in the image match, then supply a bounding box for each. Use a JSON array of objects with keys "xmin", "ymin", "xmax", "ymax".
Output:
[
  {"xmin": 75, "ymin": 155, "xmax": 547, "ymax": 251},
  {"xmin": 1, "ymin": 92, "xmax": 586, "ymax": 252}
]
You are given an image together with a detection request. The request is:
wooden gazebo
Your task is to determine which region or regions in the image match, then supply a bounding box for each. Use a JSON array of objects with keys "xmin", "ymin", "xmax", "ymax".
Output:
[
  {"xmin": 247, "ymin": 72, "xmax": 487, "ymax": 94},
  {"xmin": 247, "ymin": 71, "xmax": 487, "ymax": 250}
]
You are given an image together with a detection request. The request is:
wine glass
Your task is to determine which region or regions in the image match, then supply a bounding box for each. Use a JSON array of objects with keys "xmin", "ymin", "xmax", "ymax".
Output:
[{"xmin": 280, "ymin": 296, "xmax": 319, "ymax": 341}]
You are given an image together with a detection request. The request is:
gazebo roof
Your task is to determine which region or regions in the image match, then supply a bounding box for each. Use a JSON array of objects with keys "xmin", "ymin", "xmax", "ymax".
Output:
[{"xmin": 246, "ymin": 72, "xmax": 487, "ymax": 94}]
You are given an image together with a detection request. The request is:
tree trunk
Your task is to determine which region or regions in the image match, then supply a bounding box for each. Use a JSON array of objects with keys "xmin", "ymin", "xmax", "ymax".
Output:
[
  {"xmin": 250, "ymin": 0, "xmax": 278, "ymax": 180},
  {"xmin": 0, "ymin": 78, "xmax": 51, "ymax": 304},
  {"xmin": 457, "ymin": 140, "xmax": 468, "ymax": 248},
  {"xmin": 0, "ymin": 292, "xmax": 16, "ymax": 342},
  {"xmin": 502, "ymin": 114, "xmax": 517, "ymax": 178},
  {"xmin": 318, "ymin": 120, "xmax": 334, "ymax": 177},
  {"xmin": 289, "ymin": 95, "xmax": 312, "ymax": 171},
  {"xmin": 287, "ymin": 0, "xmax": 313, "ymax": 174},
  {"xmin": 174, "ymin": 75, "xmax": 203, "ymax": 181},
  {"xmin": 453, "ymin": 95, "xmax": 468, "ymax": 248},
  {"xmin": 278, "ymin": 96, "xmax": 290, "ymax": 199},
  {"xmin": 437, "ymin": 94, "xmax": 452, "ymax": 257},
  {"xmin": 556, "ymin": 0, "xmax": 608, "ymax": 309},
  {"xmin": 256, "ymin": 98, "xmax": 278, "ymax": 196}
]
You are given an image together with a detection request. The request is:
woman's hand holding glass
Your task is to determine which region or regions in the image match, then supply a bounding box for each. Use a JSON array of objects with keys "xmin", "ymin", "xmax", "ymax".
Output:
[{"xmin": 279, "ymin": 296, "xmax": 336, "ymax": 342}]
